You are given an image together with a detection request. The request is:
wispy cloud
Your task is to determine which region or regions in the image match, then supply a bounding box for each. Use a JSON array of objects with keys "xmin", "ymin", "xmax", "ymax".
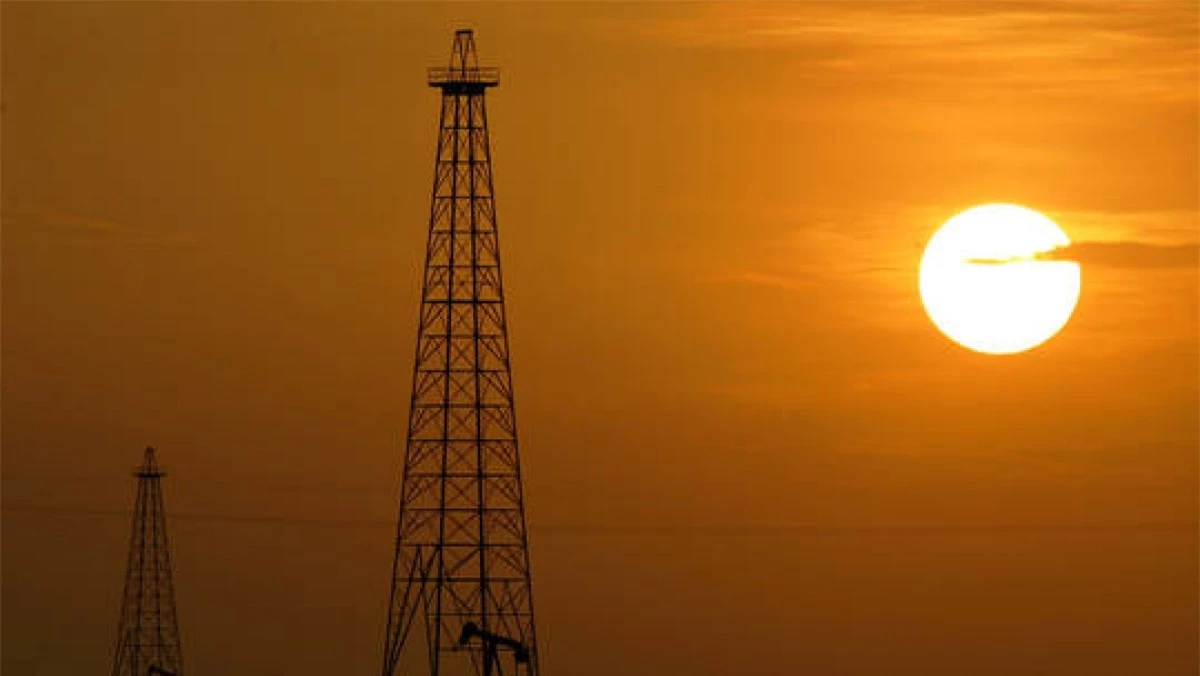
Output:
[
  {"xmin": 967, "ymin": 240, "xmax": 1199, "ymax": 268},
  {"xmin": 1043, "ymin": 240, "xmax": 1199, "ymax": 268},
  {"xmin": 599, "ymin": 1, "xmax": 1198, "ymax": 102},
  {"xmin": 700, "ymin": 270, "xmax": 820, "ymax": 292},
  {"xmin": 1, "ymin": 205, "xmax": 198, "ymax": 248}
]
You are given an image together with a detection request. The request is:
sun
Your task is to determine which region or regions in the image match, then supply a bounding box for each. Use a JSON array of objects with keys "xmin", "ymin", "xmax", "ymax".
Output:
[{"xmin": 919, "ymin": 204, "xmax": 1081, "ymax": 355}]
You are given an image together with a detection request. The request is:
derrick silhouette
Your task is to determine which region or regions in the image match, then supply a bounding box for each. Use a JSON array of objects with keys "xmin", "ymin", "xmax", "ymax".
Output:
[
  {"xmin": 111, "ymin": 447, "xmax": 184, "ymax": 676},
  {"xmin": 380, "ymin": 29, "xmax": 541, "ymax": 676}
]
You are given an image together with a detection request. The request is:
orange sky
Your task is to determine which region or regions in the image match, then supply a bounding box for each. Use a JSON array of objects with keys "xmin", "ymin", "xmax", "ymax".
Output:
[{"xmin": 3, "ymin": 3, "xmax": 1197, "ymax": 675}]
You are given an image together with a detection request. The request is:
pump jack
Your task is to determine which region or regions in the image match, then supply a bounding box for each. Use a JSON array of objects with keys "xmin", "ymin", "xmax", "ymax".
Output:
[{"xmin": 458, "ymin": 622, "xmax": 530, "ymax": 676}]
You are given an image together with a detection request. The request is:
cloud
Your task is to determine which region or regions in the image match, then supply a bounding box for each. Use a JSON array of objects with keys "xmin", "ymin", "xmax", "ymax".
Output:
[
  {"xmin": 1, "ymin": 205, "xmax": 198, "ymax": 248},
  {"xmin": 697, "ymin": 270, "xmax": 820, "ymax": 292},
  {"xmin": 599, "ymin": 1, "xmax": 1197, "ymax": 102},
  {"xmin": 1040, "ymin": 240, "xmax": 1199, "ymax": 269},
  {"xmin": 967, "ymin": 240, "xmax": 1199, "ymax": 268}
]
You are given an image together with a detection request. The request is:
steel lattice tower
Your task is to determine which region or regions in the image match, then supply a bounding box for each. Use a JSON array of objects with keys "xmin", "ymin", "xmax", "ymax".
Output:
[
  {"xmin": 381, "ymin": 30, "xmax": 540, "ymax": 676},
  {"xmin": 111, "ymin": 447, "xmax": 184, "ymax": 676}
]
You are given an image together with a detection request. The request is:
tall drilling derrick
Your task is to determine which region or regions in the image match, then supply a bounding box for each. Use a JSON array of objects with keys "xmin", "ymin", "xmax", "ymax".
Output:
[
  {"xmin": 111, "ymin": 447, "xmax": 184, "ymax": 676},
  {"xmin": 382, "ymin": 29, "xmax": 540, "ymax": 676}
]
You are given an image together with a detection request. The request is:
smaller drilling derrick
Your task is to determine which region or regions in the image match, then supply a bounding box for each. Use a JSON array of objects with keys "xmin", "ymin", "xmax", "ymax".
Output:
[{"xmin": 111, "ymin": 447, "xmax": 184, "ymax": 676}]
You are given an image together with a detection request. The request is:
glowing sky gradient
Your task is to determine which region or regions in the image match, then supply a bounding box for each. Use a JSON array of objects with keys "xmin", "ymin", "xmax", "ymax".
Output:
[{"xmin": 3, "ymin": 3, "xmax": 1197, "ymax": 675}]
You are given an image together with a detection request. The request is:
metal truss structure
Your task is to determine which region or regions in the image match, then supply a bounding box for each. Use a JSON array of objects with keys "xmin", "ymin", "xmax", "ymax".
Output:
[
  {"xmin": 381, "ymin": 29, "xmax": 541, "ymax": 676},
  {"xmin": 111, "ymin": 447, "xmax": 184, "ymax": 676}
]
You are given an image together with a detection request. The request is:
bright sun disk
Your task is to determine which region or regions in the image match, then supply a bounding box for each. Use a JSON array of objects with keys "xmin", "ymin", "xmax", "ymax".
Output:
[{"xmin": 919, "ymin": 203, "xmax": 1081, "ymax": 355}]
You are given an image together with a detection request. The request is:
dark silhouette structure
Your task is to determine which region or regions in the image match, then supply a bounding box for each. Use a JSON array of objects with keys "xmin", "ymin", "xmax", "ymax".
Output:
[
  {"xmin": 111, "ymin": 447, "xmax": 184, "ymax": 676},
  {"xmin": 459, "ymin": 622, "xmax": 532, "ymax": 671},
  {"xmin": 381, "ymin": 29, "xmax": 540, "ymax": 676}
]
